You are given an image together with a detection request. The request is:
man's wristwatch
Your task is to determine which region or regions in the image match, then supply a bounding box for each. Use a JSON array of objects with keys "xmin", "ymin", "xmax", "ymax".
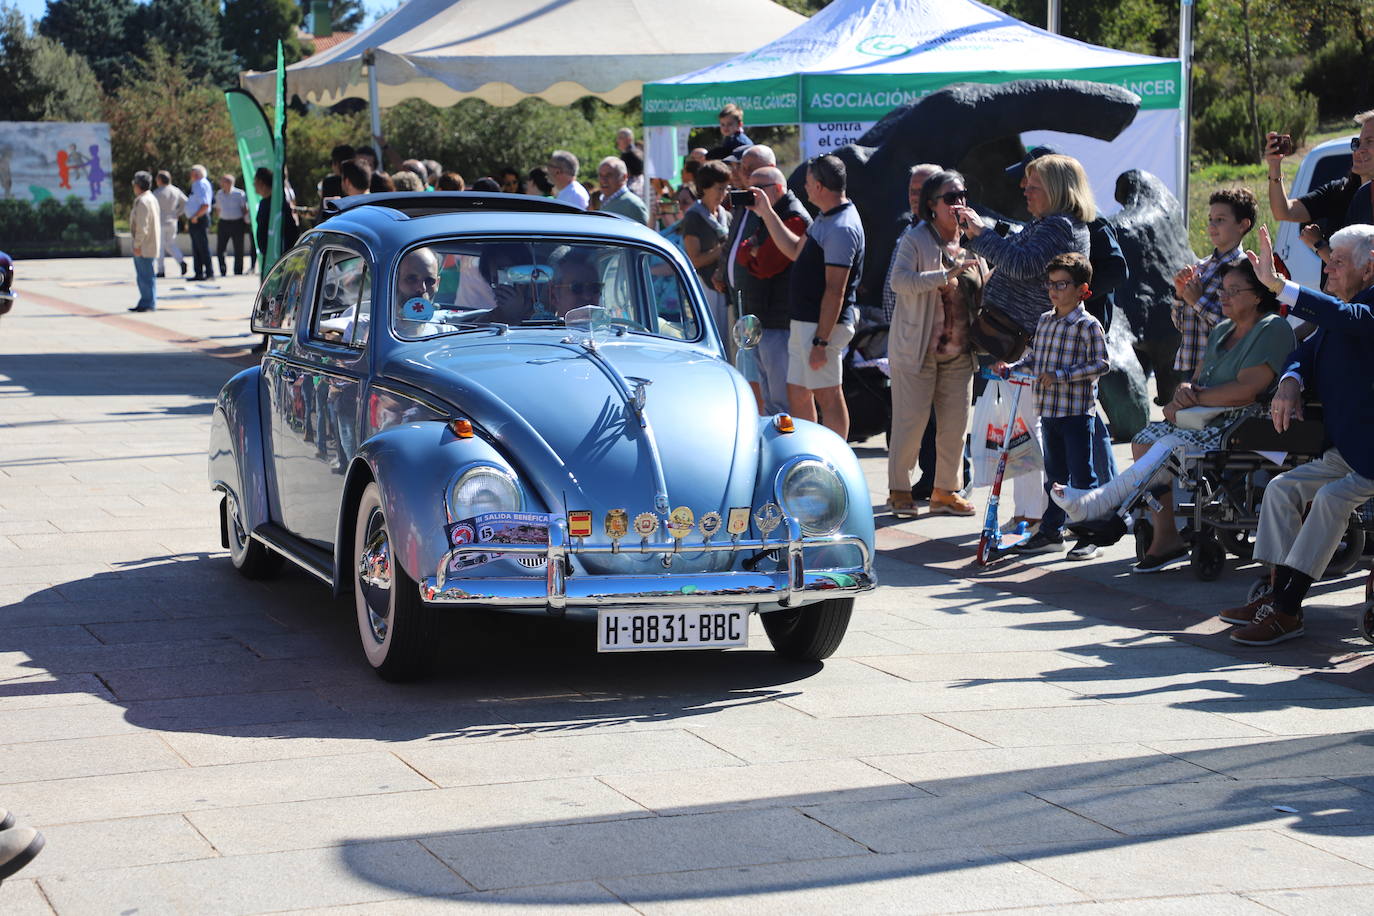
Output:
[
  {"xmin": 811, "ymin": 336, "xmax": 828, "ymax": 347},
  {"xmin": 1315, "ymin": 238, "xmax": 1330, "ymax": 251}
]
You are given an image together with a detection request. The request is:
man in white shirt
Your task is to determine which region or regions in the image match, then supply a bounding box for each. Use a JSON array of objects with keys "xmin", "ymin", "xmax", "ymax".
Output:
[
  {"xmin": 213, "ymin": 174, "xmax": 251, "ymax": 276},
  {"xmin": 547, "ymin": 150, "xmax": 589, "ymax": 210},
  {"xmin": 152, "ymin": 170, "xmax": 187, "ymax": 278},
  {"xmin": 184, "ymin": 164, "xmax": 214, "ymax": 280}
]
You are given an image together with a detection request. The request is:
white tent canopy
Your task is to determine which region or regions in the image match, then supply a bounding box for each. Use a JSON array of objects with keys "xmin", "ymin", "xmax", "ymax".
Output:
[
  {"xmin": 643, "ymin": 0, "xmax": 1184, "ymax": 209},
  {"xmin": 242, "ymin": 0, "xmax": 806, "ymax": 109}
]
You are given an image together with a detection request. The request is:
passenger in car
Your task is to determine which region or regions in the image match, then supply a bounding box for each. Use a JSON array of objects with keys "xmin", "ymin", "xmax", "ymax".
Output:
[{"xmin": 549, "ymin": 256, "xmax": 604, "ymax": 319}]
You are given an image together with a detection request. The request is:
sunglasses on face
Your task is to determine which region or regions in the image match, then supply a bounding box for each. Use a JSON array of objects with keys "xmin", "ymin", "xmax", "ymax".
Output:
[
  {"xmin": 1353, "ymin": 138, "xmax": 1365, "ymax": 151},
  {"xmin": 935, "ymin": 190, "xmax": 968, "ymax": 205}
]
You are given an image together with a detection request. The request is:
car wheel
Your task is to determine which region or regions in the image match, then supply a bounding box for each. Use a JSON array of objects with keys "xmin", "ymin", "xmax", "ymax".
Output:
[
  {"xmin": 761, "ymin": 597, "xmax": 853, "ymax": 661},
  {"xmin": 223, "ymin": 491, "xmax": 282, "ymax": 579},
  {"xmin": 1323, "ymin": 519, "xmax": 1366, "ymax": 578},
  {"xmin": 354, "ymin": 482, "xmax": 436, "ymax": 681}
]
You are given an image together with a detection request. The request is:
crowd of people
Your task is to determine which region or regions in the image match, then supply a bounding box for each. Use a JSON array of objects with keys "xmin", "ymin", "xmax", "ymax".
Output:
[{"xmin": 120, "ymin": 104, "xmax": 1374, "ymax": 650}]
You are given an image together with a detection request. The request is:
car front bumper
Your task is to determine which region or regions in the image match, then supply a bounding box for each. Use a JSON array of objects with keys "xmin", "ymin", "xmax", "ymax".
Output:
[{"xmin": 418, "ymin": 516, "xmax": 874, "ymax": 614}]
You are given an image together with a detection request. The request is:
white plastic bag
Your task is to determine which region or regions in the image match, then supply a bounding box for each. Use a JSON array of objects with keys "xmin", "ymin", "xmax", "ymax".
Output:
[{"xmin": 970, "ymin": 380, "xmax": 1043, "ymax": 487}]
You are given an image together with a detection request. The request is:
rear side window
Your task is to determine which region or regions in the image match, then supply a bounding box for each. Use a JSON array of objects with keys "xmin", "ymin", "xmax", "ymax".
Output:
[
  {"xmin": 310, "ymin": 249, "xmax": 371, "ymax": 348},
  {"xmin": 251, "ymin": 246, "xmax": 310, "ymax": 334},
  {"xmin": 1310, "ymin": 151, "xmax": 1353, "ymax": 191}
]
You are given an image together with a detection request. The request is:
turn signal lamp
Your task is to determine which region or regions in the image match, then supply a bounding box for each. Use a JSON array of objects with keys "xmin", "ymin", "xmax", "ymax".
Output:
[
  {"xmin": 448, "ymin": 418, "xmax": 474, "ymax": 439},
  {"xmin": 775, "ymin": 414, "xmax": 795, "ymax": 434}
]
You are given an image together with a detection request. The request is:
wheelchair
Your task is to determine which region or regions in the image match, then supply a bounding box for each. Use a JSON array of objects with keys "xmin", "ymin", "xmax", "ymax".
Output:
[{"xmin": 1072, "ymin": 410, "xmax": 1371, "ymax": 586}]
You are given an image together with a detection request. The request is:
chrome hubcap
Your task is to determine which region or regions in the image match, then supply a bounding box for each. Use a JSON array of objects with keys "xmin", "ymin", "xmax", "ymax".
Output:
[{"xmin": 358, "ymin": 509, "xmax": 392, "ymax": 643}]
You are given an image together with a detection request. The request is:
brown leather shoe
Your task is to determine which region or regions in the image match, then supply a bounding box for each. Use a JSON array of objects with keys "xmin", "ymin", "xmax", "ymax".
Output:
[
  {"xmin": 887, "ymin": 489, "xmax": 919, "ymax": 518},
  {"xmin": 1230, "ymin": 604, "xmax": 1305, "ymax": 646},
  {"xmin": 929, "ymin": 488, "xmax": 976, "ymax": 517},
  {"xmin": 1218, "ymin": 595, "xmax": 1270, "ymax": 626}
]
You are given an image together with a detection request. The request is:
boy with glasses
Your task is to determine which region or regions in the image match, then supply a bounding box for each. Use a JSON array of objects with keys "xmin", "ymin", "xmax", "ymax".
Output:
[{"xmin": 993, "ymin": 252, "xmax": 1109, "ymax": 559}]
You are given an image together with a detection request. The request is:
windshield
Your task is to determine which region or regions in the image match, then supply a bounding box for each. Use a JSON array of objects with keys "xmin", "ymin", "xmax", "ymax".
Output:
[{"xmin": 391, "ymin": 239, "xmax": 701, "ymax": 341}]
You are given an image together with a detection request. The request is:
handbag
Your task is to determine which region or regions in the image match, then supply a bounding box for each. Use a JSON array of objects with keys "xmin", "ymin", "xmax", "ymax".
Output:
[{"xmin": 970, "ymin": 307, "xmax": 1029, "ymax": 362}]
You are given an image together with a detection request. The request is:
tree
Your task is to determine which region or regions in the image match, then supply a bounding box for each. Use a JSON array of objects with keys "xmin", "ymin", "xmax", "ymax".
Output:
[
  {"xmin": 222, "ymin": 0, "xmax": 307, "ymax": 72},
  {"xmin": 38, "ymin": 0, "xmax": 136, "ymax": 89},
  {"xmin": 0, "ymin": 3, "xmax": 102, "ymax": 121},
  {"xmin": 300, "ymin": 0, "xmax": 365, "ymax": 34},
  {"xmin": 133, "ymin": 0, "xmax": 237, "ymax": 87},
  {"xmin": 104, "ymin": 43, "xmax": 237, "ymax": 210}
]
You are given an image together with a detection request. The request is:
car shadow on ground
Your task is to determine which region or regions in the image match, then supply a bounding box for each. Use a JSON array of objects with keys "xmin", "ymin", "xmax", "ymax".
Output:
[
  {"xmin": 325, "ymin": 732, "xmax": 1374, "ymax": 903},
  {"xmin": 0, "ymin": 350, "xmax": 234, "ymax": 401}
]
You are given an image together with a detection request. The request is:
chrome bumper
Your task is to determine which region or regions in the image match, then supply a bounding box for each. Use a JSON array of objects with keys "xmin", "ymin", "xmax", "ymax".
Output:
[{"xmin": 418, "ymin": 516, "xmax": 874, "ymax": 613}]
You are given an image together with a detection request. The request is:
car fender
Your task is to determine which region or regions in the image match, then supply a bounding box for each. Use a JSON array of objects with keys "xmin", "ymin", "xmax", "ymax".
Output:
[
  {"xmin": 334, "ymin": 421, "xmax": 524, "ymax": 592},
  {"xmin": 753, "ymin": 416, "xmax": 875, "ymax": 571},
  {"xmin": 208, "ymin": 366, "xmax": 270, "ymax": 536}
]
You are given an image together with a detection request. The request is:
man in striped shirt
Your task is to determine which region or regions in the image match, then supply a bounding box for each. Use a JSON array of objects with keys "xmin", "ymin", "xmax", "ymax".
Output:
[{"xmin": 994, "ymin": 252, "xmax": 1109, "ymax": 559}]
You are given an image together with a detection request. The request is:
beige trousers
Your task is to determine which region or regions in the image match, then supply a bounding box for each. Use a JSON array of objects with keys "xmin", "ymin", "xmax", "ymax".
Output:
[
  {"xmin": 887, "ymin": 350, "xmax": 975, "ymax": 492},
  {"xmin": 1254, "ymin": 448, "xmax": 1374, "ymax": 579}
]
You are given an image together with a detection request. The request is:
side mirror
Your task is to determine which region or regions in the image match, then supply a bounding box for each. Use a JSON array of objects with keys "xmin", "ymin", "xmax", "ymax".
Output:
[{"xmin": 732, "ymin": 314, "xmax": 762, "ymax": 350}]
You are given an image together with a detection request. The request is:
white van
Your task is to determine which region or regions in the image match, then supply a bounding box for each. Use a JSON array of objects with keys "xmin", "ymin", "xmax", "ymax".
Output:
[{"xmin": 1272, "ymin": 136, "xmax": 1355, "ymax": 289}]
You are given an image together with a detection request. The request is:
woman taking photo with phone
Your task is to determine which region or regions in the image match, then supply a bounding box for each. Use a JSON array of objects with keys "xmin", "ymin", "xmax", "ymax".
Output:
[
  {"xmin": 680, "ymin": 159, "xmax": 733, "ymax": 336},
  {"xmin": 886, "ymin": 169, "xmax": 985, "ymax": 518}
]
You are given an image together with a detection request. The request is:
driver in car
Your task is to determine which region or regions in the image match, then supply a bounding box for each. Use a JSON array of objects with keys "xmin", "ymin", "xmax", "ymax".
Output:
[
  {"xmin": 396, "ymin": 247, "xmax": 441, "ymax": 319},
  {"xmin": 549, "ymin": 256, "xmax": 603, "ymax": 318}
]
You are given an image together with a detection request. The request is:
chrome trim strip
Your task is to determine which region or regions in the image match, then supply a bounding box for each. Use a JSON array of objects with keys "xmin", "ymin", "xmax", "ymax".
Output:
[
  {"xmin": 249, "ymin": 530, "xmax": 333, "ymax": 584},
  {"xmin": 422, "ymin": 513, "xmax": 873, "ymax": 609}
]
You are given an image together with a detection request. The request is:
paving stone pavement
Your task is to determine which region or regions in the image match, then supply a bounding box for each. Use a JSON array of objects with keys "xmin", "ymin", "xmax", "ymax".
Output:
[{"xmin": 1, "ymin": 257, "xmax": 1372, "ymax": 914}]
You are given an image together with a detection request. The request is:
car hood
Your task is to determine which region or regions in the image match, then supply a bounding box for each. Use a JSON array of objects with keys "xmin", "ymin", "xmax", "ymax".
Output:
[{"xmin": 380, "ymin": 337, "xmax": 761, "ymax": 530}]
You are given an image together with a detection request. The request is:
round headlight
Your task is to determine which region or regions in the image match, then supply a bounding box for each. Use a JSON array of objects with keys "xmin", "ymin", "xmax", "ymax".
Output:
[
  {"xmin": 448, "ymin": 466, "xmax": 520, "ymax": 519},
  {"xmin": 778, "ymin": 459, "xmax": 847, "ymax": 536}
]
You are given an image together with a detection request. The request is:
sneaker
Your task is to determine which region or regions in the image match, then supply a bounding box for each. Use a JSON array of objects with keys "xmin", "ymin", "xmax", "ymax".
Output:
[
  {"xmin": 1000, "ymin": 516, "xmax": 1039, "ymax": 535},
  {"xmin": 1066, "ymin": 539, "xmax": 1100, "ymax": 561},
  {"xmin": 1014, "ymin": 532, "xmax": 1066, "ymax": 554},
  {"xmin": 929, "ymin": 488, "xmax": 976, "ymax": 517},
  {"xmin": 1132, "ymin": 545, "xmax": 1189, "ymax": 574},
  {"xmin": 887, "ymin": 489, "xmax": 919, "ymax": 519},
  {"xmin": 1230, "ymin": 604, "xmax": 1305, "ymax": 646},
  {"xmin": 1218, "ymin": 595, "xmax": 1270, "ymax": 626}
]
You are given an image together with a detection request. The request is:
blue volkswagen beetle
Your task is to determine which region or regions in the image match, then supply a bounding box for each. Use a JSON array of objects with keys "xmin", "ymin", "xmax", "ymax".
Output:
[{"xmin": 209, "ymin": 193, "xmax": 875, "ymax": 679}]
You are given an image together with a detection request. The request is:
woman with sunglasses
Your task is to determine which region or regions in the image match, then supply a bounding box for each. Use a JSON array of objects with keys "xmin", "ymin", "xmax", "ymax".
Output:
[
  {"xmin": 886, "ymin": 169, "xmax": 985, "ymax": 517},
  {"xmin": 1050, "ymin": 258, "xmax": 1296, "ymax": 572}
]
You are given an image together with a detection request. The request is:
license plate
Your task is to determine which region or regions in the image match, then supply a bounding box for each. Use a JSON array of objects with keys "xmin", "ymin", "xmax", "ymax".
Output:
[{"xmin": 597, "ymin": 609, "xmax": 748, "ymax": 652}]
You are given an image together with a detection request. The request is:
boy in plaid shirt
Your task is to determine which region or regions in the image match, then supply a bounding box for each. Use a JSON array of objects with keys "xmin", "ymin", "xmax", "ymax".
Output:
[{"xmin": 993, "ymin": 252, "xmax": 1110, "ymax": 558}]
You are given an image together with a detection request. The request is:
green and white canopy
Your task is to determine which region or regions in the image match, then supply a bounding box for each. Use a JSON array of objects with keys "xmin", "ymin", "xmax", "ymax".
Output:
[{"xmin": 643, "ymin": 0, "xmax": 1183, "ymax": 208}]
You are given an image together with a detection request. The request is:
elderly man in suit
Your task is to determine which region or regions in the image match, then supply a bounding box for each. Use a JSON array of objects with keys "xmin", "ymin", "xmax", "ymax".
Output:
[{"xmin": 1220, "ymin": 224, "xmax": 1374, "ymax": 646}]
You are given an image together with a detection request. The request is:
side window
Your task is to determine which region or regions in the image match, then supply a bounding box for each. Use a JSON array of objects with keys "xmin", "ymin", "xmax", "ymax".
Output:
[
  {"xmin": 310, "ymin": 249, "xmax": 371, "ymax": 348},
  {"xmin": 251, "ymin": 246, "xmax": 310, "ymax": 334}
]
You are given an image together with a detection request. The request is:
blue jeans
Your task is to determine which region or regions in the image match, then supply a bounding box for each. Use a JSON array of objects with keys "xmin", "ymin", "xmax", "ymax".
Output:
[
  {"xmin": 1040, "ymin": 414, "xmax": 1097, "ymax": 538},
  {"xmin": 1092, "ymin": 413, "xmax": 1117, "ymax": 484},
  {"xmin": 756, "ymin": 327, "xmax": 790, "ymax": 415},
  {"xmin": 133, "ymin": 257, "xmax": 156, "ymax": 310}
]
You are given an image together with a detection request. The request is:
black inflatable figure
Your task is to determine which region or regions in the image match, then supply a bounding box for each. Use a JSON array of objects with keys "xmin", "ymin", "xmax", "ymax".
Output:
[{"xmin": 789, "ymin": 79, "xmax": 1191, "ymax": 441}]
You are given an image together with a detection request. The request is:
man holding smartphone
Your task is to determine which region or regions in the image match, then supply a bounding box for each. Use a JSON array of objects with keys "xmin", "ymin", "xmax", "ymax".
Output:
[
  {"xmin": 748, "ymin": 154, "xmax": 864, "ymax": 439},
  {"xmin": 1266, "ymin": 111, "xmax": 1374, "ymax": 263}
]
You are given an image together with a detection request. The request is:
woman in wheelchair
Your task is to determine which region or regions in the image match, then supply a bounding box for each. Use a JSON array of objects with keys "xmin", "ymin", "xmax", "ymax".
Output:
[{"xmin": 1050, "ymin": 259, "xmax": 1297, "ymax": 572}]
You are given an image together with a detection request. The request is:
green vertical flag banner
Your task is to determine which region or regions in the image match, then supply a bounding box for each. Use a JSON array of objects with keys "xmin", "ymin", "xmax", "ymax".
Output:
[
  {"xmin": 223, "ymin": 88, "xmax": 274, "ymax": 260},
  {"xmin": 267, "ymin": 40, "xmax": 287, "ymax": 268}
]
